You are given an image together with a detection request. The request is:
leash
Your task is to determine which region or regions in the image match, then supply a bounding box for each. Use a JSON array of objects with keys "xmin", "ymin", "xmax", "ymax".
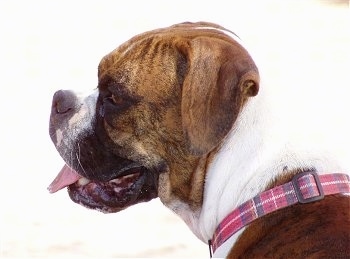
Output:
[{"xmin": 208, "ymin": 171, "xmax": 350, "ymax": 256}]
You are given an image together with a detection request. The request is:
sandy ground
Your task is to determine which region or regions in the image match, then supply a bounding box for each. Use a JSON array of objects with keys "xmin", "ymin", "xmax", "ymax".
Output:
[{"xmin": 0, "ymin": 0, "xmax": 349, "ymax": 258}]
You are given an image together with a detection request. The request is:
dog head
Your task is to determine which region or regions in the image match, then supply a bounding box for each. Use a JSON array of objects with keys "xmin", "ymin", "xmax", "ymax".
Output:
[{"xmin": 48, "ymin": 22, "xmax": 259, "ymax": 214}]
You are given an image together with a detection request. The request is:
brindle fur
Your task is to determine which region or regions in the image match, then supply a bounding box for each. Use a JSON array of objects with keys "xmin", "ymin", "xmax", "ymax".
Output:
[{"xmin": 96, "ymin": 22, "xmax": 259, "ymax": 209}]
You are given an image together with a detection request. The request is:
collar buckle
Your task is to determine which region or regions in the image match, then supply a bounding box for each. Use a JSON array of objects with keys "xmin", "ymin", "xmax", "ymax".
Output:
[{"xmin": 292, "ymin": 171, "xmax": 325, "ymax": 204}]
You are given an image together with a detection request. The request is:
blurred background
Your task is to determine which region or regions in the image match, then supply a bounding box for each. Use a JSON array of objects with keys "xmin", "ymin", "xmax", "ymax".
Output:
[{"xmin": 0, "ymin": 0, "xmax": 348, "ymax": 258}]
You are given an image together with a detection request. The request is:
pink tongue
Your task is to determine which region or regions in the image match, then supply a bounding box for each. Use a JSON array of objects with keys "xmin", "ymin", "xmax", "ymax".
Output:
[{"xmin": 48, "ymin": 164, "xmax": 82, "ymax": 193}]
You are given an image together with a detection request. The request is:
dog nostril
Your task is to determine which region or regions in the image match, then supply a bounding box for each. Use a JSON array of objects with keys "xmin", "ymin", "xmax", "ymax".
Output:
[
  {"xmin": 52, "ymin": 90, "xmax": 78, "ymax": 114},
  {"xmin": 55, "ymin": 102, "xmax": 72, "ymax": 114}
]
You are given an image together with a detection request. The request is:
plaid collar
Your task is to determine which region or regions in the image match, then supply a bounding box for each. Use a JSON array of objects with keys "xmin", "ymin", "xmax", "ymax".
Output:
[{"xmin": 208, "ymin": 171, "xmax": 350, "ymax": 256}]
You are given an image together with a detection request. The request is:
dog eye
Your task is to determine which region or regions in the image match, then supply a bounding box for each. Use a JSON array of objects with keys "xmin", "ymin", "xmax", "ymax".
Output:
[
  {"xmin": 103, "ymin": 94, "xmax": 124, "ymax": 106},
  {"xmin": 111, "ymin": 94, "xmax": 124, "ymax": 105}
]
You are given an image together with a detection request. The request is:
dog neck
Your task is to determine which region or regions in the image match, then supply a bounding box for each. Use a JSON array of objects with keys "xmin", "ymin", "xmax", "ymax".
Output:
[
  {"xmin": 194, "ymin": 85, "xmax": 348, "ymax": 257},
  {"xmin": 199, "ymin": 88, "xmax": 275, "ymax": 245},
  {"xmin": 165, "ymin": 79, "xmax": 348, "ymax": 257}
]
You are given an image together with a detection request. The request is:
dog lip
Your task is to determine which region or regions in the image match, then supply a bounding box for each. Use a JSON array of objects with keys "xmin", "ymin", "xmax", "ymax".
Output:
[
  {"xmin": 75, "ymin": 158, "xmax": 143, "ymax": 183},
  {"xmin": 82, "ymin": 161, "xmax": 144, "ymax": 183},
  {"xmin": 67, "ymin": 166, "xmax": 159, "ymax": 213},
  {"xmin": 107, "ymin": 162, "xmax": 144, "ymax": 180}
]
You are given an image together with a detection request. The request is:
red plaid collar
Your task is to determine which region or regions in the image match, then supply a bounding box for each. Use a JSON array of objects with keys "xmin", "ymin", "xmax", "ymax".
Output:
[{"xmin": 209, "ymin": 172, "xmax": 350, "ymax": 256}]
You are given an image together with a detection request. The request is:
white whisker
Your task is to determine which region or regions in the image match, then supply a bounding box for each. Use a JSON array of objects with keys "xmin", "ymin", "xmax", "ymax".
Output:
[{"xmin": 76, "ymin": 142, "xmax": 87, "ymax": 175}]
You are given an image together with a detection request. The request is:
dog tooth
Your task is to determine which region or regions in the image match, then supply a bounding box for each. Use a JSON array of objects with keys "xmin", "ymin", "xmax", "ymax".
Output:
[
  {"xmin": 78, "ymin": 177, "xmax": 91, "ymax": 186},
  {"xmin": 124, "ymin": 174, "xmax": 138, "ymax": 179},
  {"xmin": 110, "ymin": 178, "xmax": 123, "ymax": 184},
  {"xmin": 114, "ymin": 187, "xmax": 123, "ymax": 193}
]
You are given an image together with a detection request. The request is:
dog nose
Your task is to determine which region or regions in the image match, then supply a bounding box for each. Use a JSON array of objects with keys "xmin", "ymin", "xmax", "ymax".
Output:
[{"xmin": 51, "ymin": 90, "xmax": 78, "ymax": 114}]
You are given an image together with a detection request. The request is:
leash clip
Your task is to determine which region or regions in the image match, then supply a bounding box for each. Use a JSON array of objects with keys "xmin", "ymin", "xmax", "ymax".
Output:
[{"xmin": 292, "ymin": 171, "xmax": 325, "ymax": 204}]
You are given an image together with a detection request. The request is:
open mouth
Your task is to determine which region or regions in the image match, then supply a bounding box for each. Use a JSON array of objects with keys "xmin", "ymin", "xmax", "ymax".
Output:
[{"xmin": 48, "ymin": 164, "xmax": 158, "ymax": 213}]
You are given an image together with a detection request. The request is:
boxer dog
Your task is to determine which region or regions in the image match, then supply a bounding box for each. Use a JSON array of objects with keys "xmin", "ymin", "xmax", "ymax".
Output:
[{"xmin": 48, "ymin": 22, "xmax": 350, "ymax": 258}]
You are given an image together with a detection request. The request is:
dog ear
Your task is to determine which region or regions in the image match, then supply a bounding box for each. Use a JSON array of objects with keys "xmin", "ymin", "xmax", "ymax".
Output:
[{"xmin": 180, "ymin": 37, "xmax": 259, "ymax": 156}]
